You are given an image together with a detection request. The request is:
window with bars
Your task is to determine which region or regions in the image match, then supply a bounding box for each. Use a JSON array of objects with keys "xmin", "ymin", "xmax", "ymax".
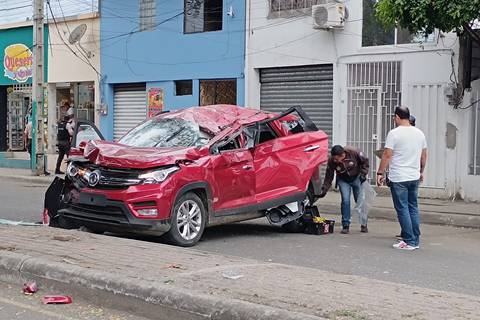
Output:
[
  {"xmin": 470, "ymin": 93, "xmax": 480, "ymax": 175},
  {"xmin": 199, "ymin": 79, "xmax": 236, "ymax": 106},
  {"xmin": 184, "ymin": 0, "xmax": 223, "ymax": 34},
  {"xmin": 139, "ymin": 0, "xmax": 156, "ymax": 32},
  {"xmin": 268, "ymin": 0, "xmax": 324, "ymax": 18}
]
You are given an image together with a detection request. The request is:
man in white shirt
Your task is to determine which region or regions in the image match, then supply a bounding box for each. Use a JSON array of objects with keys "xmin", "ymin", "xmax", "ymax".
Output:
[{"xmin": 377, "ymin": 106, "xmax": 427, "ymax": 251}]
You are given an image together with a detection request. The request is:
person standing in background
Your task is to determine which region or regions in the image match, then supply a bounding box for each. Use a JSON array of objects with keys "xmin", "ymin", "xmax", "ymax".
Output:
[{"xmin": 377, "ymin": 107, "xmax": 427, "ymax": 251}]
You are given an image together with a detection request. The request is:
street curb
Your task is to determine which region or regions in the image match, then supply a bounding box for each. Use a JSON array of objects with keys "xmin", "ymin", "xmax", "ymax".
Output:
[
  {"xmin": 318, "ymin": 203, "xmax": 480, "ymax": 229},
  {"xmin": 0, "ymin": 251, "xmax": 325, "ymax": 320}
]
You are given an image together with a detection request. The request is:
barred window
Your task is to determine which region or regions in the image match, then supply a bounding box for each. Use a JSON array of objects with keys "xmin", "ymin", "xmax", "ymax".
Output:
[
  {"xmin": 184, "ymin": 0, "xmax": 223, "ymax": 34},
  {"xmin": 269, "ymin": 0, "xmax": 324, "ymax": 18},
  {"xmin": 140, "ymin": 0, "xmax": 156, "ymax": 32}
]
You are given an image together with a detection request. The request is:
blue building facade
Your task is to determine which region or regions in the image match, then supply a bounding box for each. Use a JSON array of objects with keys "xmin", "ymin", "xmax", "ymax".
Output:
[{"xmin": 99, "ymin": 0, "xmax": 246, "ymax": 140}]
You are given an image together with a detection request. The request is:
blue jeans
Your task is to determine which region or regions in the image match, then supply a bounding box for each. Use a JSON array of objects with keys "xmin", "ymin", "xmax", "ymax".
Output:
[
  {"xmin": 390, "ymin": 180, "xmax": 421, "ymax": 247},
  {"xmin": 337, "ymin": 177, "xmax": 366, "ymax": 228}
]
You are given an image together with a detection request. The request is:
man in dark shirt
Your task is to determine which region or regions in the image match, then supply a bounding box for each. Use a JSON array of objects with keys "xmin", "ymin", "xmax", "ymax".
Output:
[{"xmin": 319, "ymin": 145, "xmax": 370, "ymax": 234}]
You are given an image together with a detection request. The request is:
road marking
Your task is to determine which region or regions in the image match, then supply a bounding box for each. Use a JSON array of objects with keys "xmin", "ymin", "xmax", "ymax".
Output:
[{"xmin": 0, "ymin": 297, "xmax": 77, "ymax": 320}]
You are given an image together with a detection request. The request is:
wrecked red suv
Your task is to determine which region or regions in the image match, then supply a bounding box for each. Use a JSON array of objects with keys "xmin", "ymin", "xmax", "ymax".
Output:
[{"xmin": 44, "ymin": 105, "xmax": 328, "ymax": 246}]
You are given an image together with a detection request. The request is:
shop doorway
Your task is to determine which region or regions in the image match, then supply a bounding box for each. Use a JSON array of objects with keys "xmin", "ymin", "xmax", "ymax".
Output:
[{"xmin": 7, "ymin": 87, "xmax": 31, "ymax": 151}]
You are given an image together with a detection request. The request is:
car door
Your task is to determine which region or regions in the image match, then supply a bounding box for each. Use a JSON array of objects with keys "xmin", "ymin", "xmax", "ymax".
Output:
[
  {"xmin": 252, "ymin": 107, "xmax": 328, "ymax": 203},
  {"xmin": 209, "ymin": 132, "xmax": 256, "ymax": 214},
  {"xmin": 69, "ymin": 120, "xmax": 105, "ymax": 157}
]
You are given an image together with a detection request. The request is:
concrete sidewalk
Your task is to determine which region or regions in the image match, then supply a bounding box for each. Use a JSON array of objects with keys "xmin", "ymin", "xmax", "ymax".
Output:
[
  {"xmin": 0, "ymin": 167, "xmax": 57, "ymax": 185},
  {"xmin": 1, "ymin": 225, "xmax": 479, "ymax": 320},
  {"xmin": 317, "ymin": 191, "xmax": 480, "ymax": 229}
]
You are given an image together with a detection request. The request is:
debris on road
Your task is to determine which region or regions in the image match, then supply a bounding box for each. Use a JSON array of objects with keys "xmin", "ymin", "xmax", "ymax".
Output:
[
  {"xmin": 0, "ymin": 219, "xmax": 41, "ymax": 226},
  {"xmin": 0, "ymin": 245, "xmax": 16, "ymax": 251},
  {"xmin": 42, "ymin": 295, "xmax": 73, "ymax": 304},
  {"xmin": 166, "ymin": 264, "xmax": 187, "ymax": 270},
  {"xmin": 52, "ymin": 235, "xmax": 79, "ymax": 242},
  {"xmin": 222, "ymin": 273, "xmax": 244, "ymax": 280},
  {"xmin": 22, "ymin": 282, "xmax": 38, "ymax": 295},
  {"xmin": 163, "ymin": 279, "xmax": 174, "ymax": 285}
]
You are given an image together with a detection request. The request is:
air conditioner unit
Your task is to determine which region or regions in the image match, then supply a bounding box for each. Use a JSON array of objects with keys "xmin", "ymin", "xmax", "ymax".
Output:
[{"xmin": 312, "ymin": 3, "xmax": 346, "ymax": 30}]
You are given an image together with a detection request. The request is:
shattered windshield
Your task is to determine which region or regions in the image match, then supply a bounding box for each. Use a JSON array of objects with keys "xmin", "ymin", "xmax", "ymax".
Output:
[{"xmin": 118, "ymin": 118, "xmax": 211, "ymax": 148}]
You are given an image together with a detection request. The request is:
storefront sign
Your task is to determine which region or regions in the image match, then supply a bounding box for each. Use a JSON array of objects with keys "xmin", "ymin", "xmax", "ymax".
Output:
[
  {"xmin": 147, "ymin": 88, "xmax": 164, "ymax": 118},
  {"xmin": 3, "ymin": 44, "xmax": 33, "ymax": 83}
]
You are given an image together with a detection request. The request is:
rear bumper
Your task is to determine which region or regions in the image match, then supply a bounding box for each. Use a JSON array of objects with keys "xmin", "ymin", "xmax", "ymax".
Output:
[{"xmin": 58, "ymin": 199, "xmax": 171, "ymax": 236}]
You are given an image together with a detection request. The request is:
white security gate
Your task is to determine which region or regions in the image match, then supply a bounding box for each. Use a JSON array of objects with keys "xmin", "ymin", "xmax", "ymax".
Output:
[
  {"xmin": 113, "ymin": 84, "xmax": 146, "ymax": 141},
  {"xmin": 259, "ymin": 64, "xmax": 334, "ymax": 139},
  {"xmin": 406, "ymin": 84, "xmax": 446, "ymax": 188},
  {"xmin": 347, "ymin": 61, "xmax": 402, "ymax": 181}
]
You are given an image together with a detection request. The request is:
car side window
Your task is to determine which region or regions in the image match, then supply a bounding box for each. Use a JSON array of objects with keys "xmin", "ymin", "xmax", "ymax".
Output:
[
  {"xmin": 258, "ymin": 123, "xmax": 277, "ymax": 144},
  {"xmin": 218, "ymin": 137, "xmax": 240, "ymax": 152}
]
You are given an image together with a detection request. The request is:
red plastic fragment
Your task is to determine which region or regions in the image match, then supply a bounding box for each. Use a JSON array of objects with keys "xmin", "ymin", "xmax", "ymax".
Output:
[
  {"xmin": 42, "ymin": 208, "xmax": 50, "ymax": 226},
  {"xmin": 42, "ymin": 295, "xmax": 73, "ymax": 304},
  {"xmin": 22, "ymin": 281, "xmax": 38, "ymax": 295}
]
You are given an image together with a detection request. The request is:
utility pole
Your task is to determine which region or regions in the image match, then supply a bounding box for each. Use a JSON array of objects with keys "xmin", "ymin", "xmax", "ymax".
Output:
[{"xmin": 32, "ymin": 0, "xmax": 45, "ymax": 175}]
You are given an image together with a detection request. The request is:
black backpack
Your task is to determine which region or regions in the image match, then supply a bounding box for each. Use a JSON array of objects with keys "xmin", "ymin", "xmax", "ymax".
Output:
[{"xmin": 57, "ymin": 121, "xmax": 70, "ymax": 142}]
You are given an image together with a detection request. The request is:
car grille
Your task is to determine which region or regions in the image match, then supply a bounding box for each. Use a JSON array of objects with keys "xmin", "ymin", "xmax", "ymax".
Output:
[
  {"xmin": 70, "ymin": 164, "xmax": 142, "ymax": 189},
  {"xmin": 64, "ymin": 201, "xmax": 129, "ymax": 224}
]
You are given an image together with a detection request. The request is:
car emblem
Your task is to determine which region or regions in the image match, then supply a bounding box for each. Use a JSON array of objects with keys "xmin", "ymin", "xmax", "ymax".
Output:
[{"xmin": 87, "ymin": 170, "xmax": 101, "ymax": 187}]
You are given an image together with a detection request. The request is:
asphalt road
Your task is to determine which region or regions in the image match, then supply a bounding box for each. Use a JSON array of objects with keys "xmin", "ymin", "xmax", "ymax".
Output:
[
  {"xmin": 0, "ymin": 281, "xmax": 149, "ymax": 320},
  {"xmin": 1, "ymin": 180, "xmax": 479, "ymax": 298}
]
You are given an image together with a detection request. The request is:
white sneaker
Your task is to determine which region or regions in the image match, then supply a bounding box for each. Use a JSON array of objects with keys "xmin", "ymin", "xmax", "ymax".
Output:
[{"xmin": 393, "ymin": 241, "xmax": 417, "ymax": 251}]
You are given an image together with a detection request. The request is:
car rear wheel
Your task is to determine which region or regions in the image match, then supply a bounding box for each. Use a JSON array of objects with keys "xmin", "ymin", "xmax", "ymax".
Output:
[{"xmin": 164, "ymin": 192, "xmax": 206, "ymax": 247}]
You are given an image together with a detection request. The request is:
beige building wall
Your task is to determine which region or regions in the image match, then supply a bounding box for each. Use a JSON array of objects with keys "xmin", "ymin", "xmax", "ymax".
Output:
[{"xmin": 46, "ymin": 13, "xmax": 100, "ymax": 156}]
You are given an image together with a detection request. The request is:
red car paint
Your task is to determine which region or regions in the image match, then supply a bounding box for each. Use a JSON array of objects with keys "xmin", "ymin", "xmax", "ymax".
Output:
[{"xmin": 55, "ymin": 105, "xmax": 328, "ymax": 245}]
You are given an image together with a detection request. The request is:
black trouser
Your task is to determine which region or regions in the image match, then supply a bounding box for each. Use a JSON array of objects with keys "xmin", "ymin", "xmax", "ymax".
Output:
[
  {"xmin": 56, "ymin": 143, "xmax": 70, "ymax": 172},
  {"xmin": 26, "ymin": 139, "xmax": 32, "ymax": 156}
]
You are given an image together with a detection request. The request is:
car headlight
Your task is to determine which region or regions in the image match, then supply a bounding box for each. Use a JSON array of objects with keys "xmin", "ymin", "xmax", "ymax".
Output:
[
  {"xmin": 67, "ymin": 162, "xmax": 79, "ymax": 177},
  {"xmin": 139, "ymin": 166, "xmax": 180, "ymax": 184}
]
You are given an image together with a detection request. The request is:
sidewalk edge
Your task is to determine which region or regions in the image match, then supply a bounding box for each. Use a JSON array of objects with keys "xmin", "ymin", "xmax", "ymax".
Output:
[{"xmin": 0, "ymin": 251, "xmax": 325, "ymax": 320}]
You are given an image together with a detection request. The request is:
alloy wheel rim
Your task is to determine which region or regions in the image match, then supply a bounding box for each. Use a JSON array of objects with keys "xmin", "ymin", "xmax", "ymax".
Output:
[{"xmin": 176, "ymin": 200, "xmax": 202, "ymax": 241}]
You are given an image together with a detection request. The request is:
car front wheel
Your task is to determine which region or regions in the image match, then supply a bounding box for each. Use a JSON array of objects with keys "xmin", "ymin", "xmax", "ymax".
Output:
[{"xmin": 164, "ymin": 192, "xmax": 206, "ymax": 247}]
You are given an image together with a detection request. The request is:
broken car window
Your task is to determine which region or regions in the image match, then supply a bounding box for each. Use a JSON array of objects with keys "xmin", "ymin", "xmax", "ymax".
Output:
[
  {"xmin": 118, "ymin": 118, "xmax": 211, "ymax": 148},
  {"xmin": 280, "ymin": 119, "xmax": 305, "ymax": 134}
]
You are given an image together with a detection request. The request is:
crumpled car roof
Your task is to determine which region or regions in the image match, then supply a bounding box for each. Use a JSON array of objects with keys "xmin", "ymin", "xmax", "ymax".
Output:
[{"xmin": 159, "ymin": 105, "xmax": 274, "ymax": 135}]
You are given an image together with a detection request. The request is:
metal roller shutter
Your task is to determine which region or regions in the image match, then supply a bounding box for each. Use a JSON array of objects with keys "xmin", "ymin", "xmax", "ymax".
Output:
[
  {"xmin": 113, "ymin": 84, "xmax": 146, "ymax": 141},
  {"xmin": 260, "ymin": 65, "xmax": 333, "ymax": 139}
]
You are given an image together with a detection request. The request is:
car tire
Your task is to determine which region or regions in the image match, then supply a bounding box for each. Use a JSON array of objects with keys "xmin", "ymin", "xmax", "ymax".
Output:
[
  {"xmin": 164, "ymin": 192, "xmax": 206, "ymax": 247},
  {"xmin": 49, "ymin": 215, "xmax": 78, "ymax": 230}
]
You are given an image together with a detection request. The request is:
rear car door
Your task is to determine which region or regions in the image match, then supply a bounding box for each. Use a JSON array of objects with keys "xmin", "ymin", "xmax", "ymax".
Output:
[
  {"xmin": 69, "ymin": 120, "xmax": 105, "ymax": 157},
  {"xmin": 210, "ymin": 132, "xmax": 256, "ymax": 213},
  {"xmin": 251, "ymin": 107, "xmax": 328, "ymax": 203}
]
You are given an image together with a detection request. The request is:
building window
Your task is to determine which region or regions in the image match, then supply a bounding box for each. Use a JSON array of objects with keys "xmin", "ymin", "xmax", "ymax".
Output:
[
  {"xmin": 140, "ymin": 0, "xmax": 156, "ymax": 31},
  {"xmin": 184, "ymin": 0, "xmax": 223, "ymax": 34},
  {"xmin": 362, "ymin": 0, "xmax": 435, "ymax": 47},
  {"xmin": 470, "ymin": 94, "xmax": 480, "ymax": 175},
  {"xmin": 268, "ymin": 0, "xmax": 323, "ymax": 19},
  {"xmin": 200, "ymin": 79, "xmax": 236, "ymax": 105},
  {"xmin": 175, "ymin": 80, "xmax": 193, "ymax": 96}
]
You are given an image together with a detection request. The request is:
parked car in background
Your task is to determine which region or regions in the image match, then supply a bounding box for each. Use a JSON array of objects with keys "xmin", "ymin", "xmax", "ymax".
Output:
[{"xmin": 44, "ymin": 105, "xmax": 328, "ymax": 246}]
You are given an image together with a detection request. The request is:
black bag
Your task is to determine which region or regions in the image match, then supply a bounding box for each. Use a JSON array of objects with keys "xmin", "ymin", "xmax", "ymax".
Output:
[{"xmin": 57, "ymin": 121, "xmax": 70, "ymax": 142}]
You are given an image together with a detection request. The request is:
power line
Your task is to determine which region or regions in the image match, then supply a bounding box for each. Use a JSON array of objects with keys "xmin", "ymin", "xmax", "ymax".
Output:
[
  {"xmin": 0, "ymin": 4, "xmax": 31, "ymax": 12},
  {"xmin": 46, "ymin": 0, "xmax": 101, "ymax": 77}
]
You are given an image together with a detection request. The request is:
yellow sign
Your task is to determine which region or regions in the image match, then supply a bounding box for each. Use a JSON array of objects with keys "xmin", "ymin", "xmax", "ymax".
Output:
[{"xmin": 3, "ymin": 44, "xmax": 33, "ymax": 83}]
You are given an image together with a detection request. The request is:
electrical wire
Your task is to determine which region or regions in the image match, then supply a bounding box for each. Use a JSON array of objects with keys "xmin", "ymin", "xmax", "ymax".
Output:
[
  {"xmin": 46, "ymin": 0, "xmax": 101, "ymax": 77},
  {"xmin": 0, "ymin": 4, "xmax": 31, "ymax": 12}
]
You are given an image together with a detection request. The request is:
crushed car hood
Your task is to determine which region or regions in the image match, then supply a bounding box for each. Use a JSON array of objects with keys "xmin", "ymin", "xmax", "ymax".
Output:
[
  {"xmin": 83, "ymin": 140, "xmax": 203, "ymax": 169},
  {"xmin": 160, "ymin": 104, "xmax": 273, "ymax": 135}
]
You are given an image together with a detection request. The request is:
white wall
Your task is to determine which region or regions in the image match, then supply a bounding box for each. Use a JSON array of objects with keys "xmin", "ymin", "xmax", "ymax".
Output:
[
  {"xmin": 245, "ymin": 0, "xmax": 480, "ymax": 200},
  {"xmin": 46, "ymin": 14, "xmax": 100, "ymax": 153}
]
